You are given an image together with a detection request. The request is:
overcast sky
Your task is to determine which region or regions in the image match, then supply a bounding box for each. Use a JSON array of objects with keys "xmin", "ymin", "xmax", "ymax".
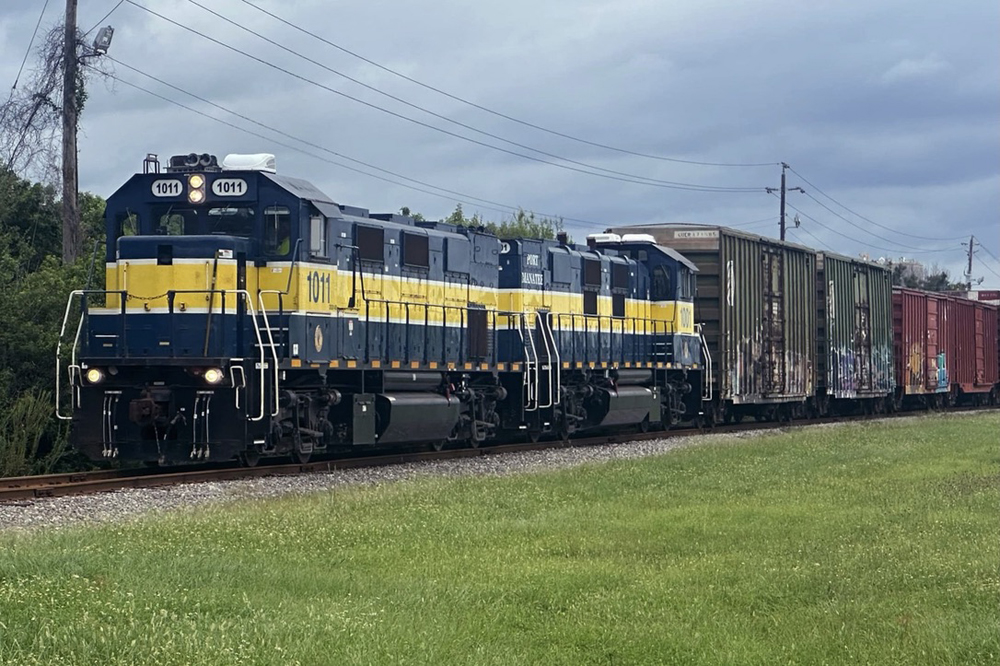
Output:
[{"xmin": 2, "ymin": 0, "xmax": 998, "ymax": 286}]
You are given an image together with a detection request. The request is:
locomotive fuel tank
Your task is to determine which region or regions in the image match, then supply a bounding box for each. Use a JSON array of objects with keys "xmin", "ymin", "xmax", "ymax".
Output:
[
  {"xmin": 373, "ymin": 392, "xmax": 461, "ymax": 444},
  {"xmin": 587, "ymin": 385, "xmax": 661, "ymax": 428}
]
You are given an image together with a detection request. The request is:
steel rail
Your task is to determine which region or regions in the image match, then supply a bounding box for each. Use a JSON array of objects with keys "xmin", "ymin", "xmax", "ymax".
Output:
[{"xmin": 2, "ymin": 406, "xmax": 995, "ymax": 503}]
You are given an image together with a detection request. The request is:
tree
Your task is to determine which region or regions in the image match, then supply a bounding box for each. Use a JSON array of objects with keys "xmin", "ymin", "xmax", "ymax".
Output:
[
  {"xmin": 0, "ymin": 24, "xmax": 112, "ymax": 264},
  {"xmin": 0, "ymin": 167, "xmax": 104, "ymax": 473},
  {"xmin": 890, "ymin": 262, "xmax": 966, "ymax": 292},
  {"xmin": 398, "ymin": 206, "xmax": 425, "ymax": 222},
  {"xmin": 442, "ymin": 204, "xmax": 565, "ymax": 241},
  {"xmin": 0, "ymin": 164, "xmax": 61, "ymax": 273}
]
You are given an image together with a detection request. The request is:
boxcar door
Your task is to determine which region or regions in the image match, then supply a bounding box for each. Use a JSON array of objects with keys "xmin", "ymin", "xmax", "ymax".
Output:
[{"xmin": 761, "ymin": 245, "xmax": 786, "ymax": 396}]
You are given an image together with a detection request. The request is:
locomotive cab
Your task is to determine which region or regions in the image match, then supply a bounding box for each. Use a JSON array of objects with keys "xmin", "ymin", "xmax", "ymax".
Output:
[
  {"xmin": 60, "ymin": 153, "xmax": 333, "ymax": 464},
  {"xmin": 587, "ymin": 232, "xmax": 705, "ymax": 424}
]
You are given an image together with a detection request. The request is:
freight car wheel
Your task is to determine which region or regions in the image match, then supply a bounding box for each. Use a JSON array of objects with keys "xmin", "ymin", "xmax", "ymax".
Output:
[{"xmin": 431, "ymin": 440, "xmax": 446, "ymax": 452}]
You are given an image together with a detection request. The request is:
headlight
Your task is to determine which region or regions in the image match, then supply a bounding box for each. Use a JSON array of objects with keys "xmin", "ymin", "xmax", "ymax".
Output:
[
  {"xmin": 203, "ymin": 368, "xmax": 224, "ymax": 385},
  {"xmin": 85, "ymin": 368, "xmax": 105, "ymax": 384},
  {"xmin": 188, "ymin": 174, "xmax": 206, "ymax": 203}
]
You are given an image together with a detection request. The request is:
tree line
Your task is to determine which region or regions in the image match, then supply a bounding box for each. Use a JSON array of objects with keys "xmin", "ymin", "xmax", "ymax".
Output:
[{"xmin": 0, "ymin": 165, "xmax": 104, "ymax": 475}]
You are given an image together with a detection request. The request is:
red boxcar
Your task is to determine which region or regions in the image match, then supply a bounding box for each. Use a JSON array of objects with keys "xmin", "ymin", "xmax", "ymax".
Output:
[
  {"xmin": 893, "ymin": 288, "xmax": 951, "ymax": 402},
  {"xmin": 948, "ymin": 296, "xmax": 998, "ymax": 398},
  {"xmin": 893, "ymin": 288, "xmax": 999, "ymax": 406}
]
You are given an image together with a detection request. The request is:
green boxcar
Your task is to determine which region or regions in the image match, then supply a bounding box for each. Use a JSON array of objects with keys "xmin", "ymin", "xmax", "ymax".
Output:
[
  {"xmin": 609, "ymin": 225, "xmax": 817, "ymax": 413},
  {"xmin": 816, "ymin": 253, "xmax": 895, "ymax": 402}
]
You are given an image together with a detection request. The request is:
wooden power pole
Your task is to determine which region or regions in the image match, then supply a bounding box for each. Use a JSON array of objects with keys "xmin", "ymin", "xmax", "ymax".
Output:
[
  {"xmin": 966, "ymin": 235, "xmax": 976, "ymax": 289},
  {"xmin": 62, "ymin": 0, "xmax": 80, "ymax": 264},
  {"xmin": 766, "ymin": 163, "xmax": 804, "ymax": 242}
]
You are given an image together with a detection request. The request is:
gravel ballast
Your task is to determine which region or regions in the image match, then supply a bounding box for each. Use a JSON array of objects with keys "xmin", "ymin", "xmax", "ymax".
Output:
[{"xmin": 0, "ymin": 413, "xmax": 978, "ymax": 533}]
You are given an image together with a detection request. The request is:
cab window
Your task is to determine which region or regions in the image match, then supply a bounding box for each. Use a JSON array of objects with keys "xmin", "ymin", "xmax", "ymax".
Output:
[
  {"xmin": 116, "ymin": 211, "xmax": 139, "ymax": 238},
  {"xmin": 264, "ymin": 206, "xmax": 291, "ymax": 256},
  {"xmin": 154, "ymin": 208, "xmax": 197, "ymax": 235},
  {"xmin": 678, "ymin": 267, "xmax": 695, "ymax": 301},
  {"xmin": 207, "ymin": 206, "xmax": 255, "ymax": 237},
  {"xmin": 651, "ymin": 266, "xmax": 674, "ymax": 301}
]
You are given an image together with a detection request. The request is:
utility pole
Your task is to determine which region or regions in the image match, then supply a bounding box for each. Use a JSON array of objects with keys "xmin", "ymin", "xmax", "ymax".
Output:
[
  {"xmin": 62, "ymin": 0, "xmax": 80, "ymax": 264},
  {"xmin": 965, "ymin": 235, "xmax": 976, "ymax": 290},
  {"xmin": 765, "ymin": 163, "xmax": 804, "ymax": 241}
]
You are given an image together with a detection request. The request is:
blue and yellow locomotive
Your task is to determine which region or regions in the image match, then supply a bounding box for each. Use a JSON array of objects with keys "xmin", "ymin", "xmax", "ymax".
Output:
[{"xmin": 57, "ymin": 152, "xmax": 707, "ymax": 465}]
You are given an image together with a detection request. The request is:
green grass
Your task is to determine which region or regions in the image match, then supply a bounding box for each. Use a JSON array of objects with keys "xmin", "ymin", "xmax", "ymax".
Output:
[{"xmin": 1, "ymin": 413, "xmax": 998, "ymax": 665}]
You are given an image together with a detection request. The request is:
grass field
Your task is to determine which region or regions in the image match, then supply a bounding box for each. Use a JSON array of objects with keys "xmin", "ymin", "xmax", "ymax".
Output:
[{"xmin": 1, "ymin": 413, "xmax": 998, "ymax": 665}]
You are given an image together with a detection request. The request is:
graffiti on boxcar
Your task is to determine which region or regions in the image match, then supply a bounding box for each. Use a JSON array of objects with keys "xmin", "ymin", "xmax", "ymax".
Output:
[
  {"xmin": 874, "ymin": 345, "xmax": 894, "ymax": 392},
  {"xmin": 908, "ymin": 342, "xmax": 924, "ymax": 389},
  {"xmin": 832, "ymin": 346, "xmax": 858, "ymax": 395},
  {"xmin": 935, "ymin": 352, "xmax": 948, "ymax": 389},
  {"xmin": 784, "ymin": 350, "xmax": 812, "ymax": 395}
]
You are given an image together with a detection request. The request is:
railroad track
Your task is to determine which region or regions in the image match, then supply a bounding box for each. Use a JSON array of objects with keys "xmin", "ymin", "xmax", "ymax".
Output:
[{"xmin": 2, "ymin": 407, "xmax": 993, "ymax": 503}]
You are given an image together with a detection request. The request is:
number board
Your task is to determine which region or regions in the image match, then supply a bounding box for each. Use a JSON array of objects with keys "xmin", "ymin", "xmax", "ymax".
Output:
[
  {"xmin": 151, "ymin": 179, "xmax": 183, "ymax": 197},
  {"xmin": 211, "ymin": 178, "xmax": 248, "ymax": 197}
]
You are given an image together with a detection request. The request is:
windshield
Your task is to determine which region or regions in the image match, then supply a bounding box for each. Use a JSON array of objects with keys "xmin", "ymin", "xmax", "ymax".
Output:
[{"xmin": 150, "ymin": 206, "xmax": 256, "ymax": 237}]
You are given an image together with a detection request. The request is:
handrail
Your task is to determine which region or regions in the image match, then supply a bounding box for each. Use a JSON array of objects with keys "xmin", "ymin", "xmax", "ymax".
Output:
[
  {"xmin": 256, "ymin": 290, "xmax": 285, "ymax": 418},
  {"xmin": 169, "ymin": 288, "xmax": 276, "ymax": 421},
  {"xmin": 56, "ymin": 290, "xmax": 126, "ymax": 420},
  {"xmin": 516, "ymin": 313, "xmax": 538, "ymax": 411},
  {"xmin": 698, "ymin": 322, "xmax": 713, "ymax": 402},
  {"xmin": 535, "ymin": 311, "xmax": 555, "ymax": 409},
  {"xmin": 358, "ymin": 297, "xmax": 479, "ymax": 367}
]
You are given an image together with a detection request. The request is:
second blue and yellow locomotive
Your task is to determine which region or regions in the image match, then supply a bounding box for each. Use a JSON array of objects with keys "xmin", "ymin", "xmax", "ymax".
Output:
[{"xmin": 58, "ymin": 152, "xmax": 705, "ymax": 464}]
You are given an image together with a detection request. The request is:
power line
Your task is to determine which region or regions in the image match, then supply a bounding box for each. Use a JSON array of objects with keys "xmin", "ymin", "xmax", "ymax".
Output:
[
  {"xmin": 799, "ymin": 191, "xmax": 954, "ymax": 252},
  {"xmin": 124, "ymin": 0, "xmax": 761, "ymax": 193},
  {"xmin": 787, "ymin": 166, "xmax": 964, "ymax": 242},
  {"xmin": 787, "ymin": 224, "xmax": 831, "ymax": 252},
  {"xmin": 3, "ymin": 0, "xmax": 55, "ymax": 168},
  {"xmin": 979, "ymin": 262, "xmax": 1000, "ymax": 282},
  {"xmin": 776, "ymin": 193, "xmax": 957, "ymax": 256},
  {"xmin": 9, "ymin": 0, "xmax": 51, "ymax": 93},
  {"xmin": 727, "ymin": 215, "xmax": 778, "ymax": 229},
  {"xmin": 977, "ymin": 241, "xmax": 1000, "ymax": 267},
  {"xmin": 1, "ymin": 0, "xmax": 52, "ymax": 128},
  {"xmin": 190, "ymin": 0, "xmax": 740, "ymax": 191},
  {"xmin": 92, "ymin": 61, "xmax": 614, "ymax": 230},
  {"xmin": 84, "ymin": 0, "xmax": 125, "ymax": 37},
  {"xmin": 236, "ymin": 0, "xmax": 778, "ymax": 169},
  {"xmin": 180, "ymin": 0, "xmax": 764, "ymax": 192},
  {"xmin": 975, "ymin": 243, "xmax": 1000, "ymax": 282}
]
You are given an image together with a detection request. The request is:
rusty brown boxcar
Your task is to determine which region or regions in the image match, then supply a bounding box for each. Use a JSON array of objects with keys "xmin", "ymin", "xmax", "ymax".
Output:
[
  {"xmin": 947, "ymin": 295, "xmax": 998, "ymax": 402},
  {"xmin": 816, "ymin": 252, "xmax": 894, "ymax": 411},
  {"xmin": 893, "ymin": 289, "xmax": 1000, "ymax": 406},
  {"xmin": 608, "ymin": 224, "xmax": 816, "ymax": 421},
  {"xmin": 892, "ymin": 288, "xmax": 952, "ymax": 406}
]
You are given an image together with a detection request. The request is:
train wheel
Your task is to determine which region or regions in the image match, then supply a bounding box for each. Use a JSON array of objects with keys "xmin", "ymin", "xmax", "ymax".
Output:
[
  {"xmin": 241, "ymin": 447, "xmax": 261, "ymax": 467},
  {"xmin": 638, "ymin": 416, "xmax": 650, "ymax": 434},
  {"xmin": 431, "ymin": 440, "xmax": 446, "ymax": 452},
  {"xmin": 291, "ymin": 431, "xmax": 312, "ymax": 464},
  {"xmin": 526, "ymin": 429, "xmax": 541, "ymax": 444}
]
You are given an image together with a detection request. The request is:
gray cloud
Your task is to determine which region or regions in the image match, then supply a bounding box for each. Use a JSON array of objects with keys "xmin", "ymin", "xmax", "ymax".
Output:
[{"xmin": 1, "ymin": 0, "xmax": 997, "ymax": 284}]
